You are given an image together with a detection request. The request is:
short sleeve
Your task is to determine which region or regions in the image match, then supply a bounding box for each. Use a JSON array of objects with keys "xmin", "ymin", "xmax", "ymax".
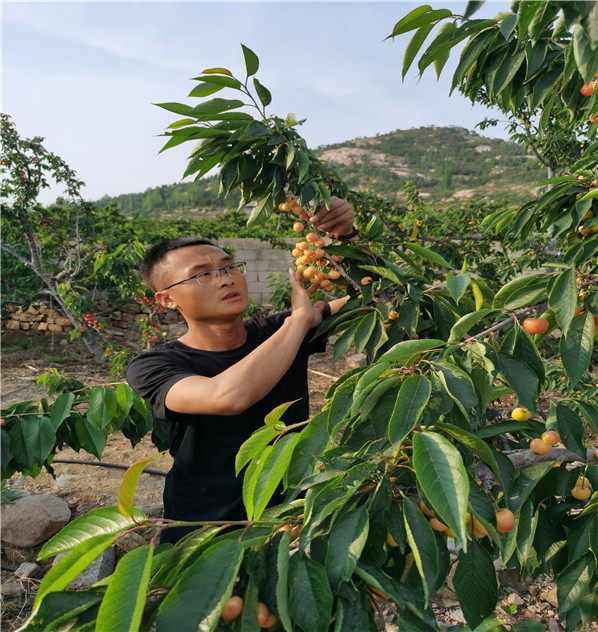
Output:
[{"xmin": 125, "ymin": 349, "xmax": 196, "ymax": 421}]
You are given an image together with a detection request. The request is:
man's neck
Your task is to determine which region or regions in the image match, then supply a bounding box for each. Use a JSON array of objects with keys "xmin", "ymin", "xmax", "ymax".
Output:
[{"xmin": 177, "ymin": 316, "xmax": 247, "ymax": 351}]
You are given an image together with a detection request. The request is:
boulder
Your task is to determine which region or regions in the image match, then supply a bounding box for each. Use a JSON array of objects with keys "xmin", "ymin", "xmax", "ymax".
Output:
[
  {"xmin": 53, "ymin": 545, "xmax": 116, "ymax": 589},
  {"xmin": 1, "ymin": 494, "xmax": 71, "ymax": 548}
]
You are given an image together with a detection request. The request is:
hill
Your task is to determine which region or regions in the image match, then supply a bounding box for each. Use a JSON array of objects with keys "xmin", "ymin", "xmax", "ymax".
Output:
[{"xmin": 95, "ymin": 126, "xmax": 543, "ymax": 218}]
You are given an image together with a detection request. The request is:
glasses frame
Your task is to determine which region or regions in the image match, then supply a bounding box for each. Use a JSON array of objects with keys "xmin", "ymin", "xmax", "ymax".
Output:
[{"xmin": 159, "ymin": 262, "xmax": 247, "ymax": 292}]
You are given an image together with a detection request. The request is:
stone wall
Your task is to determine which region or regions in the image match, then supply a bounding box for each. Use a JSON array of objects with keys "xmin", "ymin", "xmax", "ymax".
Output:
[
  {"xmin": 217, "ymin": 238, "xmax": 295, "ymax": 305},
  {"xmin": 2, "ymin": 239, "xmax": 298, "ymax": 335}
]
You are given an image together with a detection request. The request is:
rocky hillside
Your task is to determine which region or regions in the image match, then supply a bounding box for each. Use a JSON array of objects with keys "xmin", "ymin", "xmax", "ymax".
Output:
[{"xmin": 96, "ymin": 126, "xmax": 543, "ymax": 218}]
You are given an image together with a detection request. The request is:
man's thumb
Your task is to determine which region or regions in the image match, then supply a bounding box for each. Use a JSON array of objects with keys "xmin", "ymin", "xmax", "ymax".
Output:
[{"xmin": 313, "ymin": 301, "xmax": 326, "ymax": 312}]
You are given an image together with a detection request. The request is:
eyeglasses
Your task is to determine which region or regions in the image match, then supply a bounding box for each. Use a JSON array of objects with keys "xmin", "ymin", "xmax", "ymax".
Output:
[{"xmin": 160, "ymin": 262, "xmax": 246, "ymax": 291}]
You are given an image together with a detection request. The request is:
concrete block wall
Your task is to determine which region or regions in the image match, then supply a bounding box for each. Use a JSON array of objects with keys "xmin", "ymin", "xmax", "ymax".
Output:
[{"xmin": 217, "ymin": 238, "xmax": 296, "ymax": 305}]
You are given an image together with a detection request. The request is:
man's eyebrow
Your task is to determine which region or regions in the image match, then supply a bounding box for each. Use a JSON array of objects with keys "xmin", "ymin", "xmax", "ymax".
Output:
[{"xmin": 185, "ymin": 256, "xmax": 234, "ymax": 275}]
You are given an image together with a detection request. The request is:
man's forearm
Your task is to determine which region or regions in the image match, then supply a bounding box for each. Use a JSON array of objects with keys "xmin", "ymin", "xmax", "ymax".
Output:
[{"xmin": 214, "ymin": 314, "xmax": 311, "ymax": 411}]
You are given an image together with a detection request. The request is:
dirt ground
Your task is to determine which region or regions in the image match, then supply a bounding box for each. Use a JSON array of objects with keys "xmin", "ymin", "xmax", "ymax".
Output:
[{"xmin": 0, "ymin": 331, "xmax": 593, "ymax": 631}]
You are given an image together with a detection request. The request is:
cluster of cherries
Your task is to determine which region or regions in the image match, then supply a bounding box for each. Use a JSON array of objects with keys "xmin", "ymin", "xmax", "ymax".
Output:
[
  {"xmin": 79, "ymin": 313, "xmax": 102, "ymax": 334},
  {"xmin": 220, "ymin": 597, "xmax": 278, "ymax": 628},
  {"xmin": 512, "ymin": 406, "xmax": 595, "ymax": 500},
  {"xmin": 279, "ymin": 194, "xmax": 375, "ymax": 291}
]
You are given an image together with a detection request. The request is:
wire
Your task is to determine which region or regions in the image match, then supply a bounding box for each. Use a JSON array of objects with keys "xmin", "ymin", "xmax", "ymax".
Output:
[{"xmin": 51, "ymin": 458, "xmax": 167, "ymax": 476}]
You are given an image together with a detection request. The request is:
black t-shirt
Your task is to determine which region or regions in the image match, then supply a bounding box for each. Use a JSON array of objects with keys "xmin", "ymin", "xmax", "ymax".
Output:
[{"xmin": 125, "ymin": 306, "xmax": 331, "ymax": 533}]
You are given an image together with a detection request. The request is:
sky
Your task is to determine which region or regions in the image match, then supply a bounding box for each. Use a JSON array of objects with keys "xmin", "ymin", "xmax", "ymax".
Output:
[{"xmin": 2, "ymin": 1, "xmax": 513, "ymax": 203}]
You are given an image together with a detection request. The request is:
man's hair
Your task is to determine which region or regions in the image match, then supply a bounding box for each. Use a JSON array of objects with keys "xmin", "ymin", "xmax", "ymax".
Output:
[{"xmin": 140, "ymin": 237, "xmax": 217, "ymax": 291}]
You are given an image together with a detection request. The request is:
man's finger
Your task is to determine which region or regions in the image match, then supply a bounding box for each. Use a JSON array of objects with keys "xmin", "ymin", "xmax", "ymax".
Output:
[
  {"xmin": 318, "ymin": 209, "xmax": 353, "ymax": 230},
  {"xmin": 306, "ymin": 283, "xmax": 319, "ymax": 296}
]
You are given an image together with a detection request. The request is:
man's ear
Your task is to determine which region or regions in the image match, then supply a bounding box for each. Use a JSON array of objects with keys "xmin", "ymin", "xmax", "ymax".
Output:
[{"xmin": 155, "ymin": 291, "xmax": 178, "ymax": 311}]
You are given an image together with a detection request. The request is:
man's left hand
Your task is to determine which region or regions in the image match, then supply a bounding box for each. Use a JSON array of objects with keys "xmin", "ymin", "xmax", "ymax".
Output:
[{"xmin": 298, "ymin": 196, "xmax": 354, "ymax": 239}]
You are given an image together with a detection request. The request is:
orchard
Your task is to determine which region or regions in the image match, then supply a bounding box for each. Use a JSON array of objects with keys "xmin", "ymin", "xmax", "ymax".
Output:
[{"xmin": 3, "ymin": 2, "xmax": 598, "ymax": 632}]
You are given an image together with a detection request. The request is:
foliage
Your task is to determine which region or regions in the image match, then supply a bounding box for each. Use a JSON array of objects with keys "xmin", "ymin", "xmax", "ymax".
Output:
[
  {"xmin": 11, "ymin": 6, "xmax": 598, "ymax": 632},
  {"xmin": 98, "ymin": 126, "xmax": 544, "ymax": 217},
  {"xmin": 1, "ymin": 370, "xmax": 164, "ymax": 481}
]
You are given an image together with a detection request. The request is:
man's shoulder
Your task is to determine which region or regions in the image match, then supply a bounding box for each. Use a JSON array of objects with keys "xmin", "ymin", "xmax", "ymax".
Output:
[{"xmin": 125, "ymin": 341, "xmax": 190, "ymax": 379}]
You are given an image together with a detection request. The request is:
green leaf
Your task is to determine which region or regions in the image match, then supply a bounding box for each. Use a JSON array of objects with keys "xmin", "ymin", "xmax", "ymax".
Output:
[
  {"xmin": 250, "ymin": 432, "xmax": 301, "ymax": 520},
  {"xmin": 351, "ymin": 363, "xmax": 390, "ymax": 415},
  {"xmin": 453, "ymin": 540, "xmax": 498, "ymax": 628},
  {"xmin": 404, "ymin": 242, "xmax": 452, "ymax": 268},
  {"xmin": 548, "ymin": 268, "xmax": 577, "ymax": 335},
  {"xmin": 234, "ymin": 578, "xmax": 260, "ymax": 632},
  {"xmin": 332, "ymin": 320, "xmax": 360, "ymax": 365},
  {"xmin": 263, "ymin": 399, "xmax": 300, "ymax": 431},
  {"xmin": 325, "ymin": 506, "xmax": 369, "ymax": 589},
  {"xmin": 412, "ymin": 431, "xmax": 469, "ymax": 548},
  {"xmin": 252, "ymin": 78, "xmax": 272, "ymax": 107},
  {"xmin": 438, "ymin": 422, "xmax": 504, "ymax": 488},
  {"xmin": 353, "ymin": 312, "xmax": 377, "ymax": 354},
  {"xmin": 496, "ymin": 353, "xmax": 538, "ymax": 412},
  {"xmin": 75, "ymin": 418, "xmax": 107, "ymax": 460},
  {"xmin": 39, "ymin": 506, "xmax": 147, "ymax": 560},
  {"xmin": 389, "ymin": 6, "xmax": 453, "ymax": 38},
  {"xmin": 402, "ymin": 496, "xmax": 439, "ymax": 603},
  {"xmin": 156, "ymin": 540, "xmax": 244, "ymax": 632},
  {"xmin": 49, "ymin": 393, "xmax": 75, "ymax": 429},
  {"xmin": 190, "ymin": 98, "xmax": 245, "ymax": 118},
  {"xmin": 297, "ymin": 150, "xmax": 310, "ymax": 183},
  {"xmin": 35, "ymin": 534, "xmax": 117, "ymax": 607},
  {"xmin": 388, "ymin": 376, "xmax": 431, "ymax": 448},
  {"xmin": 448, "ymin": 309, "xmax": 494, "ymax": 343},
  {"xmin": 447, "ymin": 272, "xmax": 470, "ymax": 304},
  {"xmin": 556, "ymin": 553, "xmax": 595, "ymax": 613},
  {"xmin": 492, "ymin": 49, "xmax": 525, "ymax": 95},
  {"xmin": 87, "ymin": 388, "xmax": 118, "ymax": 430},
  {"xmin": 560, "ymin": 312, "xmax": 594, "ymax": 386},
  {"xmin": 115, "ymin": 384, "xmax": 134, "ymax": 415},
  {"xmin": 288, "ymin": 554, "xmax": 333, "ymax": 632},
  {"xmin": 155, "ymin": 102, "xmax": 193, "ymax": 116},
  {"xmin": 286, "ymin": 412, "xmax": 330, "ymax": 486},
  {"xmin": 492, "ymin": 273, "xmax": 548, "ymax": 309},
  {"xmin": 188, "ymin": 82, "xmax": 225, "ymax": 98},
  {"xmin": 464, "ymin": 1, "xmax": 485, "ymax": 19},
  {"xmin": 247, "ymin": 192, "xmax": 272, "ymax": 226},
  {"xmin": 199, "ymin": 67, "xmax": 233, "ymax": 76},
  {"xmin": 403, "ymin": 23, "xmax": 435, "ymax": 79},
  {"xmin": 430, "ymin": 360, "xmax": 478, "ymax": 418},
  {"xmin": 378, "ymin": 338, "xmax": 445, "ymax": 364},
  {"xmin": 241, "ymin": 44, "xmax": 259, "ymax": 77},
  {"xmin": 19, "ymin": 590, "xmax": 103, "ymax": 631},
  {"xmin": 556, "ymin": 403, "xmax": 586, "ymax": 459},
  {"xmin": 9, "ymin": 415, "xmax": 55, "ymax": 470},
  {"xmin": 96, "ymin": 545, "xmax": 153, "ymax": 632},
  {"xmin": 274, "ymin": 531, "xmax": 292, "ymax": 632},
  {"xmin": 235, "ymin": 425, "xmax": 279, "ymax": 475},
  {"xmin": 360, "ymin": 264, "xmax": 403, "ymax": 285},
  {"xmin": 118, "ymin": 452, "xmax": 164, "ymax": 518}
]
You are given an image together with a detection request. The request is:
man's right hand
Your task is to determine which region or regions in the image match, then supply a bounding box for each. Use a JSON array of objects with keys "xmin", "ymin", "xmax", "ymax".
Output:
[{"xmin": 288, "ymin": 268, "xmax": 325, "ymax": 330}]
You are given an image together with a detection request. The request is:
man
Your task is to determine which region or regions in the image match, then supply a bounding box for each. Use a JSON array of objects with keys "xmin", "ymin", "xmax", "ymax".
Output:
[{"xmin": 126, "ymin": 197, "xmax": 358, "ymax": 544}]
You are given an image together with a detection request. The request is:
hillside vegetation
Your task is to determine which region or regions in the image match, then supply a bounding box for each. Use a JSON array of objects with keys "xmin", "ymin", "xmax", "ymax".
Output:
[{"xmin": 96, "ymin": 126, "xmax": 543, "ymax": 218}]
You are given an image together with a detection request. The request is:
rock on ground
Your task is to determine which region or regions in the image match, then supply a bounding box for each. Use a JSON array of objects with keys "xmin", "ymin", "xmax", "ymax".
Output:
[{"xmin": 1, "ymin": 494, "xmax": 71, "ymax": 548}]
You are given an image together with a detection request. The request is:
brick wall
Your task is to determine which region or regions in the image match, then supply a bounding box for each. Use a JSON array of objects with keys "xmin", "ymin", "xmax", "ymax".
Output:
[{"xmin": 217, "ymin": 238, "xmax": 296, "ymax": 305}]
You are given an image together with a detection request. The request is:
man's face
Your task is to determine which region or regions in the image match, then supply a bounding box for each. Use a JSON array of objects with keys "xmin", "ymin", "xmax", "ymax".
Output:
[{"xmin": 154, "ymin": 245, "xmax": 249, "ymax": 321}]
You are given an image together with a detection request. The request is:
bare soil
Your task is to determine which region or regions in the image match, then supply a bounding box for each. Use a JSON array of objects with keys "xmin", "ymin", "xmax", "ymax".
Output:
[{"xmin": 1, "ymin": 331, "xmax": 593, "ymax": 631}]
